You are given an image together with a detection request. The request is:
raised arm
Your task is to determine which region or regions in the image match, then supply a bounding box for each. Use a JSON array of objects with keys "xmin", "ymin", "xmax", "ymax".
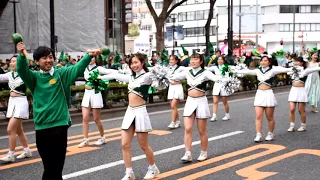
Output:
[
  {"xmin": 100, "ymin": 73, "xmax": 130, "ymax": 83},
  {"xmin": 234, "ymin": 69, "xmax": 257, "ymax": 76},
  {"xmin": 204, "ymin": 70, "xmax": 221, "ymax": 82},
  {"xmin": 205, "ymin": 66, "xmax": 218, "ymax": 73},
  {"xmin": 301, "ymin": 67, "xmax": 320, "ymax": 76},
  {"xmin": 0, "ymin": 73, "xmax": 9, "ymax": 82},
  {"xmin": 97, "ymin": 66, "xmax": 118, "ymax": 75},
  {"xmin": 171, "ymin": 70, "xmax": 187, "ymax": 81},
  {"xmin": 16, "ymin": 54, "xmax": 37, "ymax": 93},
  {"xmin": 272, "ymin": 66, "xmax": 292, "ymax": 75}
]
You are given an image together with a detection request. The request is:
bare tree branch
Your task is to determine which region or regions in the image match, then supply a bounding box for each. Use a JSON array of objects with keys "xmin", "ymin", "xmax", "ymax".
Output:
[
  {"xmin": 145, "ymin": 0, "xmax": 158, "ymax": 21},
  {"xmin": 165, "ymin": 0, "xmax": 188, "ymax": 20}
]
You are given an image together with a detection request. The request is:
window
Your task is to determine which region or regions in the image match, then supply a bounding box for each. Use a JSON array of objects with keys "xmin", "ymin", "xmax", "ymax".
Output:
[
  {"xmin": 184, "ymin": 26, "xmax": 216, "ymax": 37},
  {"xmin": 178, "ymin": 12, "xmax": 187, "ymax": 21},
  {"xmin": 300, "ymin": 5, "xmax": 311, "ymax": 13},
  {"xmin": 141, "ymin": 25, "xmax": 152, "ymax": 31},
  {"xmin": 133, "ymin": 1, "xmax": 137, "ymax": 7},
  {"xmin": 280, "ymin": 5, "xmax": 293, "ymax": 13},
  {"xmin": 279, "ymin": 23, "xmax": 320, "ymax": 32},
  {"xmin": 196, "ymin": 10, "xmax": 204, "ymax": 20},
  {"xmin": 155, "ymin": 2, "xmax": 163, "ymax": 9},
  {"xmin": 187, "ymin": 11, "xmax": 196, "ymax": 21}
]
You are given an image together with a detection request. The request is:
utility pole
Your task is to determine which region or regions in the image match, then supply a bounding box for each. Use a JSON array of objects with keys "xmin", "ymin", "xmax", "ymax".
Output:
[
  {"xmin": 10, "ymin": 0, "xmax": 20, "ymax": 53},
  {"xmin": 239, "ymin": 0, "xmax": 242, "ymax": 57},
  {"xmin": 293, "ymin": 5, "xmax": 296, "ymax": 53},
  {"xmin": 216, "ymin": 13, "xmax": 219, "ymax": 50},
  {"xmin": 50, "ymin": 0, "xmax": 55, "ymax": 54},
  {"xmin": 227, "ymin": 0, "xmax": 233, "ymax": 56},
  {"xmin": 255, "ymin": 0, "xmax": 258, "ymax": 49}
]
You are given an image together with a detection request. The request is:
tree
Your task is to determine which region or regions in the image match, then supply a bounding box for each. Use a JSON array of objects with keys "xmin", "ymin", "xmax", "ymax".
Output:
[
  {"xmin": 127, "ymin": 23, "xmax": 140, "ymax": 37},
  {"xmin": 145, "ymin": 0, "xmax": 187, "ymax": 53},
  {"xmin": 205, "ymin": 0, "xmax": 217, "ymax": 56}
]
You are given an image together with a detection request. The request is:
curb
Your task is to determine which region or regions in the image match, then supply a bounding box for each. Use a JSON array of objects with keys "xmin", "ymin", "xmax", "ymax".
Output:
[{"xmin": 0, "ymin": 85, "xmax": 290, "ymax": 127}]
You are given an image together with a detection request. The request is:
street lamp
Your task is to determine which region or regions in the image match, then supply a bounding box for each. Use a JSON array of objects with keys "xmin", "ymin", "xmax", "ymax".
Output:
[
  {"xmin": 170, "ymin": 13, "xmax": 177, "ymax": 55},
  {"xmin": 9, "ymin": 0, "xmax": 20, "ymax": 53}
]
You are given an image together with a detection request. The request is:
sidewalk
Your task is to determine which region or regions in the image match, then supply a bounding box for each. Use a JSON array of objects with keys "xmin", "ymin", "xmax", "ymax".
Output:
[{"xmin": 0, "ymin": 85, "xmax": 290, "ymax": 128}]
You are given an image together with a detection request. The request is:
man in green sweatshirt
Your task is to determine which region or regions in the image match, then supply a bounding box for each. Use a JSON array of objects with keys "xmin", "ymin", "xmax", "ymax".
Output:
[{"xmin": 16, "ymin": 42, "xmax": 103, "ymax": 180}]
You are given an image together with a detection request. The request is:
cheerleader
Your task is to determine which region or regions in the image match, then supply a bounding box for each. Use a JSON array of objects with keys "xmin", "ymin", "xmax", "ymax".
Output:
[
  {"xmin": 288, "ymin": 57, "xmax": 320, "ymax": 132},
  {"xmin": 234, "ymin": 55, "xmax": 291, "ymax": 142},
  {"xmin": 305, "ymin": 52, "xmax": 320, "ymax": 113},
  {"xmin": 100, "ymin": 53, "xmax": 159, "ymax": 180},
  {"xmin": 206, "ymin": 56, "xmax": 233, "ymax": 121},
  {"xmin": 167, "ymin": 55, "xmax": 185, "ymax": 129},
  {"xmin": 171, "ymin": 53, "xmax": 221, "ymax": 163},
  {"xmin": 78, "ymin": 56, "xmax": 118, "ymax": 148},
  {"xmin": 0, "ymin": 55, "xmax": 32, "ymax": 163}
]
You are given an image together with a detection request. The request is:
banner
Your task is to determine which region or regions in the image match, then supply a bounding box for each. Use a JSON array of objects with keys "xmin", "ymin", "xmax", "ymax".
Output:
[
  {"xmin": 125, "ymin": 0, "xmax": 132, "ymax": 23},
  {"xmin": 175, "ymin": 25, "xmax": 184, "ymax": 40},
  {"xmin": 166, "ymin": 25, "xmax": 184, "ymax": 41},
  {"xmin": 166, "ymin": 26, "xmax": 173, "ymax": 41}
]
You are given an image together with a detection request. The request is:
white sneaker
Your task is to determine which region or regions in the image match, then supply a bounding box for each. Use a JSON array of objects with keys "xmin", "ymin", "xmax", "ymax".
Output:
[
  {"xmin": 0, "ymin": 154, "xmax": 15, "ymax": 163},
  {"xmin": 265, "ymin": 132, "xmax": 274, "ymax": 141},
  {"xmin": 78, "ymin": 139, "xmax": 89, "ymax": 148},
  {"xmin": 143, "ymin": 165, "xmax": 160, "ymax": 180},
  {"xmin": 254, "ymin": 133, "xmax": 263, "ymax": 142},
  {"xmin": 174, "ymin": 121, "xmax": 180, "ymax": 128},
  {"xmin": 181, "ymin": 152, "xmax": 192, "ymax": 163},
  {"xmin": 222, "ymin": 114, "xmax": 230, "ymax": 121},
  {"xmin": 17, "ymin": 150, "xmax": 32, "ymax": 159},
  {"xmin": 210, "ymin": 113, "xmax": 217, "ymax": 122},
  {"xmin": 197, "ymin": 151, "xmax": 208, "ymax": 162},
  {"xmin": 287, "ymin": 126, "xmax": 295, "ymax": 132},
  {"xmin": 121, "ymin": 171, "xmax": 135, "ymax": 180},
  {"xmin": 167, "ymin": 122, "xmax": 175, "ymax": 129},
  {"xmin": 95, "ymin": 137, "xmax": 107, "ymax": 146},
  {"xmin": 297, "ymin": 125, "xmax": 306, "ymax": 132}
]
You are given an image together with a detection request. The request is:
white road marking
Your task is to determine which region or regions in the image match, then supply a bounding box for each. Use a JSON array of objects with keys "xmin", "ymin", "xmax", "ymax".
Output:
[
  {"xmin": 0, "ymin": 92, "xmax": 288, "ymax": 140},
  {"xmin": 62, "ymin": 130, "xmax": 244, "ymax": 179}
]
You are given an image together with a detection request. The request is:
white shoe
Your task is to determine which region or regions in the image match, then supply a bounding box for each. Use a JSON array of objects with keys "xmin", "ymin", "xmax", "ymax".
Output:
[
  {"xmin": 95, "ymin": 137, "xmax": 107, "ymax": 146},
  {"xmin": 121, "ymin": 171, "xmax": 135, "ymax": 180},
  {"xmin": 254, "ymin": 133, "xmax": 263, "ymax": 142},
  {"xmin": 210, "ymin": 113, "xmax": 217, "ymax": 122},
  {"xmin": 265, "ymin": 132, "xmax": 274, "ymax": 141},
  {"xmin": 78, "ymin": 139, "xmax": 89, "ymax": 148},
  {"xmin": 297, "ymin": 125, "xmax": 306, "ymax": 132},
  {"xmin": 222, "ymin": 114, "xmax": 230, "ymax": 121},
  {"xmin": 143, "ymin": 165, "xmax": 160, "ymax": 180},
  {"xmin": 197, "ymin": 151, "xmax": 208, "ymax": 162},
  {"xmin": 167, "ymin": 122, "xmax": 175, "ymax": 129},
  {"xmin": 174, "ymin": 121, "xmax": 180, "ymax": 128},
  {"xmin": 181, "ymin": 152, "xmax": 192, "ymax": 163},
  {"xmin": 287, "ymin": 126, "xmax": 295, "ymax": 132},
  {"xmin": 17, "ymin": 150, "xmax": 32, "ymax": 159},
  {"xmin": 0, "ymin": 154, "xmax": 15, "ymax": 163}
]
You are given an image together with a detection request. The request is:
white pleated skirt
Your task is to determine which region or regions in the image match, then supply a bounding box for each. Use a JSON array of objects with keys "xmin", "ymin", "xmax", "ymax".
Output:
[
  {"xmin": 254, "ymin": 89, "xmax": 278, "ymax": 107},
  {"xmin": 122, "ymin": 105, "xmax": 152, "ymax": 132},
  {"xmin": 81, "ymin": 89, "xmax": 103, "ymax": 108},
  {"xmin": 212, "ymin": 82, "xmax": 229, "ymax": 96},
  {"xmin": 183, "ymin": 96, "xmax": 211, "ymax": 119},
  {"xmin": 7, "ymin": 96, "xmax": 29, "ymax": 119},
  {"xmin": 167, "ymin": 84, "xmax": 184, "ymax": 100},
  {"xmin": 288, "ymin": 86, "xmax": 308, "ymax": 103}
]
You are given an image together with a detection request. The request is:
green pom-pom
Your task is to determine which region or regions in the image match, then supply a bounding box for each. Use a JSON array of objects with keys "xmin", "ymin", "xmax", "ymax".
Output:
[
  {"xmin": 12, "ymin": 33, "xmax": 23, "ymax": 44},
  {"xmin": 101, "ymin": 48, "xmax": 111, "ymax": 56},
  {"xmin": 86, "ymin": 70, "xmax": 109, "ymax": 93}
]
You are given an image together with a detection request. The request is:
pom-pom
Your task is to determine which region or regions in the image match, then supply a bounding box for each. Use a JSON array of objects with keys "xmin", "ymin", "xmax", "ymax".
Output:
[
  {"xmin": 287, "ymin": 66, "xmax": 304, "ymax": 79},
  {"xmin": 149, "ymin": 64, "xmax": 171, "ymax": 90},
  {"xmin": 218, "ymin": 77, "xmax": 241, "ymax": 96},
  {"xmin": 86, "ymin": 70, "xmax": 109, "ymax": 93}
]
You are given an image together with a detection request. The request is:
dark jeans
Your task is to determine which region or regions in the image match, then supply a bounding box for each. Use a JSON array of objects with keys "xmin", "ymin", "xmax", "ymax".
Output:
[{"xmin": 36, "ymin": 125, "xmax": 68, "ymax": 180}]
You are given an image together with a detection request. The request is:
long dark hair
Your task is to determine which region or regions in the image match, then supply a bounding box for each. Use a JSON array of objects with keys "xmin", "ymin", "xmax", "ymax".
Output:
[
  {"xmin": 218, "ymin": 55, "xmax": 227, "ymax": 65},
  {"xmin": 295, "ymin": 56, "xmax": 307, "ymax": 69},
  {"xmin": 190, "ymin": 53, "xmax": 205, "ymax": 69},
  {"xmin": 169, "ymin": 55, "xmax": 180, "ymax": 66},
  {"xmin": 128, "ymin": 53, "xmax": 149, "ymax": 76}
]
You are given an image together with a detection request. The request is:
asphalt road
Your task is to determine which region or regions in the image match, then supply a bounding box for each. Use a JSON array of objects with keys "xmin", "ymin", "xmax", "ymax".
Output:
[{"xmin": 1, "ymin": 91, "xmax": 320, "ymax": 180}]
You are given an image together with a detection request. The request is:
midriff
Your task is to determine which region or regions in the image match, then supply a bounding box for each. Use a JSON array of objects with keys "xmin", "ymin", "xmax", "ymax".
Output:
[
  {"xmin": 170, "ymin": 81, "xmax": 181, "ymax": 85},
  {"xmin": 188, "ymin": 89, "xmax": 205, "ymax": 97},
  {"xmin": 85, "ymin": 85, "xmax": 93, "ymax": 90},
  {"xmin": 10, "ymin": 91, "xmax": 24, "ymax": 97},
  {"xmin": 292, "ymin": 81, "xmax": 305, "ymax": 87},
  {"xmin": 258, "ymin": 84, "xmax": 272, "ymax": 90},
  {"xmin": 128, "ymin": 93, "xmax": 146, "ymax": 107}
]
